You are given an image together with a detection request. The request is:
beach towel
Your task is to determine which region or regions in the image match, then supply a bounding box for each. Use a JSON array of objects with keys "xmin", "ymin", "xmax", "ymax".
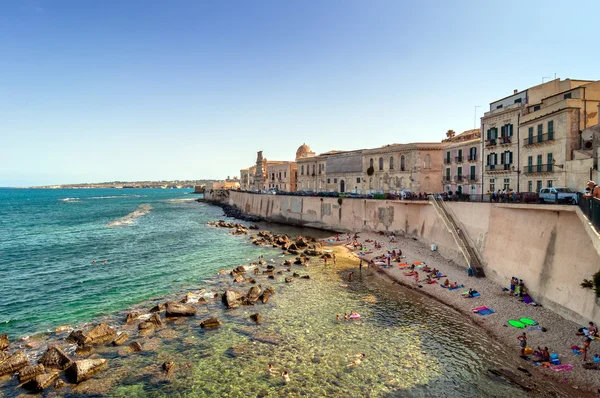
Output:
[
  {"xmin": 551, "ymin": 364, "xmax": 574, "ymax": 372},
  {"xmin": 476, "ymin": 308, "xmax": 494, "ymax": 315},
  {"xmin": 471, "ymin": 306, "xmax": 488, "ymax": 312},
  {"xmin": 374, "ymin": 261, "xmax": 386, "ymax": 266},
  {"xmin": 448, "ymin": 285, "xmax": 461, "ymax": 291},
  {"xmin": 397, "ymin": 263, "xmax": 411, "ymax": 267}
]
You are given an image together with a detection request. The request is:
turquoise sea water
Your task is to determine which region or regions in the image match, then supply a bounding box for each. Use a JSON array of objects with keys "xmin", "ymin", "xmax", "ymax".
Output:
[{"xmin": 0, "ymin": 188, "xmax": 324, "ymax": 340}]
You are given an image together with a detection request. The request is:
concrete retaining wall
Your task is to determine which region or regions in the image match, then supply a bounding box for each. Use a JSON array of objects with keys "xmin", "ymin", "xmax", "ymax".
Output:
[{"xmin": 206, "ymin": 191, "xmax": 600, "ymax": 326}]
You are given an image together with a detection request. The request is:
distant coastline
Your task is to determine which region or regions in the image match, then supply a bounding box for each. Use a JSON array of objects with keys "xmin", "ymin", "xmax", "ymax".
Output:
[{"xmin": 24, "ymin": 179, "xmax": 215, "ymax": 190}]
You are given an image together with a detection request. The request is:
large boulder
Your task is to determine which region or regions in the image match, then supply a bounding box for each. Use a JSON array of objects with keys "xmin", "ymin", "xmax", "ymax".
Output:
[
  {"xmin": 222, "ymin": 290, "xmax": 243, "ymax": 308},
  {"xmin": 165, "ymin": 302, "xmax": 196, "ymax": 317},
  {"xmin": 23, "ymin": 371, "xmax": 60, "ymax": 392},
  {"xmin": 0, "ymin": 350, "xmax": 29, "ymax": 376},
  {"xmin": 125, "ymin": 311, "xmax": 141, "ymax": 324},
  {"xmin": 247, "ymin": 286, "xmax": 262, "ymax": 302},
  {"xmin": 162, "ymin": 360, "xmax": 175, "ymax": 374},
  {"xmin": 65, "ymin": 359, "xmax": 108, "ymax": 383},
  {"xmin": 259, "ymin": 287, "xmax": 275, "ymax": 303},
  {"xmin": 0, "ymin": 334, "xmax": 8, "ymax": 351},
  {"xmin": 38, "ymin": 346, "xmax": 72, "ymax": 370},
  {"xmin": 148, "ymin": 313, "xmax": 163, "ymax": 327},
  {"xmin": 200, "ymin": 318, "xmax": 221, "ymax": 329},
  {"xmin": 86, "ymin": 323, "xmax": 116, "ymax": 345},
  {"xmin": 296, "ymin": 237, "xmax": 308, "ymax": 248},
  {"xmin": 18, "ymin": 364, "xmax": 45, "ymax": 383},
  {"xmin": 233, "ymin": 266, "xmax": 246, "ymax": 274},
  {"xmin": 138, "ymin": 322, "xmax": 155, "ymax": 335},
  {"xmin": 111, "ymin": 333, "xmax": 129, "ymax": 346},
  {"xmin": 66, "ymin": 330, "xmax": 88, "ymax": 346}
]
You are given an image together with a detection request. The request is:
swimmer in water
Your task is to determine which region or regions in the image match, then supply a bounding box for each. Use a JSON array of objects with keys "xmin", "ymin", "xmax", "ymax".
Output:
[
  {"xmin": 343, "ymin": 313, "xmax": 349, "ymax": 320},
  {"xmin": 92, "ymin": 260, "xmax": 96, "ymax": 265},
  {"xmin": 347, "ymin": 353, "xmax": 366, "ymax": 359},
  {"xmin": 104, "ymin": 259, "xmax": 108, "ymax": 264},
  {"xmin": 336, "ymin": 314, "xmax": 340, "ymax": 321},
  {"xmin": 347, "ymin": 358, "xmax": 363, "ymax": 367},
  {"xmin": 282, "ymin": 371, "xmax": 289, "ymax": 383}
]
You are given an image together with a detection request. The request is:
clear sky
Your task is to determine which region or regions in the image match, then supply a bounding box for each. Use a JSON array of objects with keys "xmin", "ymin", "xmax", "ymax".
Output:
[{"xmin": 1, "ymin": 0, "xmax": 599, "ymax": 186}]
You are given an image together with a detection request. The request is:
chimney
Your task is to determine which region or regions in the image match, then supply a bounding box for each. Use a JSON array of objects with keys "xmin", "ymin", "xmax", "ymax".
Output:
[{"xmin": 514, "ymin": 89, "xmax": 518, "ymax": 94}]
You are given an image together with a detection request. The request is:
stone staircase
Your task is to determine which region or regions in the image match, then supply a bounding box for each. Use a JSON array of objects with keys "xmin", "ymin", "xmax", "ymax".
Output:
[{"xmin": 429, "ymin": 195, "xmax": 485, "ymax": 277}]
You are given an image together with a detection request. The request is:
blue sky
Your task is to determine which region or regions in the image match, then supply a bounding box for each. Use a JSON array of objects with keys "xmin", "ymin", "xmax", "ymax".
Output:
[{"xmin": 1, "ymin": 0, "xmax": 599, "ymax": 186}]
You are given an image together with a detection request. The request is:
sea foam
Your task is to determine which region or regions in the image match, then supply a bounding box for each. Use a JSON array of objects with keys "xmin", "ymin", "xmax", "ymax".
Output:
[{"xmin": 105, "ymin": 204, "xmax": 153, "ymax": 228}]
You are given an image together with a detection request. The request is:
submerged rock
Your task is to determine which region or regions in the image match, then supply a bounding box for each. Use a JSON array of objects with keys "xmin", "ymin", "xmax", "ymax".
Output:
[
  {"xmin": 0, "ymin": 334, "xmax": 8, "ymax": 351},
  {"xmin": 129, "ymin": 341, "xmax": 143, "ymax": 352},
  {"xmin": 0, "ymin": 350, "xmax": 29, "ymax": 376},
  {"xmin": 18, "ymin": 364, "xmax": 45, "ymax": 383},
  {"xmin": 200, "ymin": 318, "xmax": 221, "ymax": 329},
  {"xmin": 66, "ymin": 359, "xmax": 108, "ymax": 383},
  {"xmin": 38, "ymin": 346, "xmax": 73, "ymax": 370},
  {"xmin": 285, "ymin": 277, "xmax": 293, "ymax": 283},
  {"xmin": 222, "ymin": 290, "xmax": 243, "ymax": 308},
  {"xmin": 111, "ymin": 333, "xmax": 129, "ymax": 346},
  {"xmin": 198, "ymin": 297, "xmax": 208, "ymax": 304},
  {"xmin": 162, "ymin": 360, "xmax": 175, "ymax": 374},
  {"xmin": 247, "ymin": 286, "xmax": 262, "ymax": 302},
  {"xmin": 250, "ymin": 313, "xmax": 262, "ymax": 324},
  {"xmin": 67, "ymin": 323, "xmax": 115, "ymax": 346},
  {"xmin": 148, "ymin": 313, "xmax": 163, "ymax": 327},
  {"xmin": 23, "ymin": 371, "xmax": 60, "ymax": 392},
  {"xmin": 165, "ymin": 302, "xmax": 196, "ymax": 317},
  {"xmin": 125, "ymin": 311, "xmax": 141, "ymax": 324}
]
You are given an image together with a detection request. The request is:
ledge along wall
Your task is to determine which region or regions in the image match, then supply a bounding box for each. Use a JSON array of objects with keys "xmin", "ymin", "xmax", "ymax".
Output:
[{"xmin": 206, "ymin": 191, "xmax": 600, "ymax": 326}]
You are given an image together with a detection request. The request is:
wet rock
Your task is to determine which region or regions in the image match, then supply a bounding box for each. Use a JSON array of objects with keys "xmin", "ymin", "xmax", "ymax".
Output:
[
  {"xmin": 38, "ymin": 346, "xmax": 73, "ymax": 370},
  {"xmin": 268, "ymin": 275, "xmax": 275, "ymax": 279},
  {"xmin": 200, "ymin": 317, "xmax": 221, "ymax": 329},
  {"xmin": 249, "ymin": 225, "xmax": 259, "ymax": 230},
  {"xmin": 259, "ymin": 286, "xmax": 275, "ymax": 303},
  {"xmin": 138, "ymin": 322, "xmax": 155, "ymax": 335},
  {"xmin": 283, "ymin": 260, "xmax": 292, "ymax": 266},
  {"xmin": 293, "ymin": 272, "xmax": 300, "ymax": 277},
  {"xmin": 288, "ymin": 249, "xmax": 299, "ymax": 255},
  {"xmin": 54, "ymin": 378, "xmax": 66, "ymax": 389},
  {"xmin": 266, "ymin": 264, "xmax": 275, "ymax": 270},
  {"xmin": 276, "ymin": 270, "xmax": 283, "ymax": 275},
  {"xmin": 0, "ymin": 352, "xmax": 8, "ymax": 362},
  {"xmin": 241, "ymin": 297, "xmax": 255, "ymax": 306},
  {"xmin": 150, "ymin": 303, "xmax": 165, "ymax": 313},
  {"xmin": 18, "ymin": 364, "xmax": 45, "ymax": 383},
  {"xmin": 165, "ymin": 302, "xmax": 196, "ymax": 317},
  {"xmin": 111, "ymin": 333, "xmax": 129, "ymax": 346},
  {"xmin": 23, "ymin": 371, "xmax": 59, "ymax": 392},
  {"xmin": 162, "ymin": 360, "xmax": 175, "ymax": 374},
  {"xmin": 214, "ymin": 293, "xmax": 220, "ymax": 299},
  {"xmin": 234, "ymin": 266, "xmax": 246, "ymax": 274},
  {"xmin": 234, "ymin": 275, "xmax": 245, "ymax": 283},
  {"xmin": 247, "ymin": 277, "xmax": 257, "ymax": 284},
  {"xmin": 68, "ymin": 323, "xmax": 116, "ymax": 346},
  {"xmin": 222, "ymin": 290, "xmax": 243, "ymax": 309},
  {"xmin": 247, "ymin": 286, "xmax": 262, "ymax": 302},
  {"xmin": 66, "ymin": 330, "xmax": 88, "ymax": 346},
  {"xmin": 125, "ymin": 311, "xmax": 141, "ymax": 324},
  {"xmin": 0, "ymin": 334, "xmax": 8, "ymax": 351},
  {"xmin": 250, "ymin": 313, "xmax": 262, "ymax": 323},
  {"xmin": 253, "ymin": 267, "xmax": 261, "ymax": 275},
  {"xmin": 296, "ymin": 237, "xmax": 308, "ymax": 248},
  {"xmin": 129, "ymin": 342, "xmax": 143, "ymax": 352},
  {"xmin": 0, "ymin": 350, "xmax": 29, "ymax": 376},
  {"xmin": 149, "ymin": 313, "xmax": 163, "ymax": 327},
  {"xmin": 285, "ymin": 277, "xmax": 293, "ymax": 283},
  {"xmin": 66, "ymin": 359, "xmax": 108, "ymax": 383},
  {"xmin": 198, "ymin": 297, "xmax": 208, "ymax": 304},
  {"xmin": 75, "ymin": 346, "xmax": 93, "ymax": 356},
  {"xmin": 301, "ymin": 275, "xmax": 310, "ymax": 279}
]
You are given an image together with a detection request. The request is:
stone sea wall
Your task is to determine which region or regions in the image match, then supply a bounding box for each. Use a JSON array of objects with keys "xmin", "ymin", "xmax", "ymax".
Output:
[{"xmin": 205, "ymin": 191, "xmax": 600, "ymax": 326}]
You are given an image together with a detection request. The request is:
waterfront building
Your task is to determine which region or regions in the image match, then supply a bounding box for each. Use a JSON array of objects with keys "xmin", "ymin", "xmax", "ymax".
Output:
[
  {"xmin": 481, "ymin": 78, "xmax": 599, "ymax": 193},
  {"xmin": 323, "ymin": 150, "xmax": 364, "ymax": 193},
  {"xmin": 205, "ymin": 178, "xmax": 240, "ymax": 191},
  {"xmin": 361, "ymin": 143, "xmax": 443, "ymax": 194},
  {"xmin": 266, "ymin": 161, "xmax": 297, "ymax": 192},
  {"xmin": 296, "ymin": 144, "xmax": 329, "ymax": 192},
  {"xmin": 441, "ymin": 129, "xmax": 481, "ymax": 195}
]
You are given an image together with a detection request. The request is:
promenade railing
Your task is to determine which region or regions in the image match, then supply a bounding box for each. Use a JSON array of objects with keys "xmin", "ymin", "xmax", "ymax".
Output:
[{"xmin": 577, "ymin": 193, "xmax": 600, "ymax": 232}]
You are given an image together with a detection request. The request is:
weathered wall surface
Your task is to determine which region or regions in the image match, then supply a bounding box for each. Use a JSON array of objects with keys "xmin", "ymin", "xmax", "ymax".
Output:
[{"xmin": 206, "ymin": 191, "xmax": 600, "ymax": 325}]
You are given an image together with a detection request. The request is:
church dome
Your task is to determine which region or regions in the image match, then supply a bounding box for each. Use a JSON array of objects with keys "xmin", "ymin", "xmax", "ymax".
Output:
[{"xmin": 296, "ymin": 143, "xmax": 312, "ymax": 160}]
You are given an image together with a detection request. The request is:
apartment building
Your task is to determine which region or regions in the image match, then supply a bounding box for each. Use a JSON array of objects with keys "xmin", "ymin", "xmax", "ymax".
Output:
[{"xmin": 441, "ymin": 129, "xmax": 481, "ymax": 195}]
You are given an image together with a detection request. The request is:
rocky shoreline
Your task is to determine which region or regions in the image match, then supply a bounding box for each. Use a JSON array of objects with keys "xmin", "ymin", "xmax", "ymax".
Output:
[{"xmin": 0, "ymin": 223, "xmax": 327, "ymax": 396}]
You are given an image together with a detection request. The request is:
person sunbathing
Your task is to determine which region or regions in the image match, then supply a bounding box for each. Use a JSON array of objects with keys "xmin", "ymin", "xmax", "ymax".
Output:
[
  {"xmin": 443, "ymin": 279, "xmax": 450, "ymax": 287},
  {"xmin": 423, "ymin": 265, "xmax": 432, "ymax": 272},
  {"xmin": 465, "ymin": 288, "xmax": 478, "ymax": 297},
  {"xmin": 450, "ymin": 282, "xmax": 458, "ymax": 289}
]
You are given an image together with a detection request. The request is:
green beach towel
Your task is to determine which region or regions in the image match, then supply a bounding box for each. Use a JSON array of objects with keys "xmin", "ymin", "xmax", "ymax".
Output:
[
  {"xmin": 520, "ymin": 318, "xmax": 538, "ymax": 326},
  {"xmin": 508, "ymin": 320, "xmax": 526, "ymax": 329}
]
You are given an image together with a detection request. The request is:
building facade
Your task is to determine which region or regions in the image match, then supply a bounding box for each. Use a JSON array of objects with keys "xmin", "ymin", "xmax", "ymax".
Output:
[
  {"xmin": 441, "ymin": 129, "xmax": 482, "ymax": 195},
  {"xmin": 266, "ymin": 161, "xmax": 297, "ymax": 192}
]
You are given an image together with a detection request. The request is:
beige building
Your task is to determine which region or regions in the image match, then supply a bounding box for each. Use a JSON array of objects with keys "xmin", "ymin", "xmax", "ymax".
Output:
[
  {"xmin": 296, "ymin": 145, "xmax": 329, "ymax": 192},
  {"xmin": 481, "ymin": 78, "xmax": 600, "ymax": 193},
  {"xmin": 205, "ymin": 178, "xmax": 240, "ymax": 191},
  {"xmin": 519, "ymin": 80, "xmax": 600, "ymax": 192},
  {"xmin": 441, "ymin": 129, "xmax": 482, "ymax": 195},
  {"xmin": 361, "ymin": 143, "xmax": 443, "ymax": 194},
  {"xmin": 266, "ymin": 161, "xmax": 297, "ymax": 192}
]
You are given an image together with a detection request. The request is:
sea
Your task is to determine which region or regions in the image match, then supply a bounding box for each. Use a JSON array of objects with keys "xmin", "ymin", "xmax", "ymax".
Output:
[{"xmin": 0, "ymin": 188, "xmax": 568, "ymax": 397}]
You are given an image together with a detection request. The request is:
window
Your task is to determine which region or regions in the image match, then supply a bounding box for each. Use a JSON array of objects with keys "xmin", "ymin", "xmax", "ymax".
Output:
[
  {"xmin": 457, "ymin": 149, "xmax": 463, "ymax": 162},
  {"xmin": 278, "ymin": 172, "xmax": 281, "ymax": 179},
  {"xmin": 547, "ymin": 153, "xmax": 553, "ymax": 172},
  {"xmin": 424, "ymin": 154, "xmax": 430, "ymax": 168},
  {"xmin": 548, "ymin": 180, "xmax": 553, "ymax": 188},
  {"xmin": 401, "ymin": 155, "xmax": 406, "ymax": 170},
  {"xmin": 378, "ymin": 157, "xmax": 383, "ymax": 170},
  {"xmin": 514, "ymin": 98, "xmax": 522, "ymax": 104},
  {"xmin": 547, "ymin": 120, "xmax": 554, "ymax": 140},
  {"xmin": 301, "ymin": 165, "xmax": 304, "ymax": 175},
  {"xmin": 369, "ymin": 158, "xmax": 374, "ymax": 168},
  {"xmin": 528, "ymin": 181, "xmax": 532, "ymax": 192},
  {"xmin": 504, "ymin": 178, "xmax": 510, "ymax": 191},
  {"xmin": 327, "ymin": 178, "xmax": 330, "ymax": 184},
  {"xmin": 527, "ymin": 156, "xmax": 533, "ymax": 173},
  {"xmin": 496, "ymin": 104, "xmax": 503, "ymax": 109},
  {"xmin": 564, "ymin": 93, "xmax": 572, "ymax": 99},
  {"xmin": 446, "ymin": 152, "xmax": 450, "ymax": 163},
  {"xmin": 312, "ymin": 165, "xmax": 315, "ymax": 175},
  {"xmin": 389, "ymin": 156, "xmax": 394, "ymax": 169},
  {"xmin": 457, "ymin": 166, "xmax": 462, "ymax": 177},
  {"xmin": 536, "ymin": 180, "xmax": 542, "ymax": 192},
  {"xmin": 271, "ymin": 173, "xmax": 275, "ymax": 180},
  {"xmin": 534, "ymin": 105, "xmax": 540, "ymax": 111},
  {"xmin": 537, "ymin": 124, "xmax": 543, "ymax": 142},
  {"xmin": 470, "ymin": 165, "xmax": 476, "ymax": 179},
  {"xmin": 284, "ymin": 172, "xmax": 286, "ymax": 178},
  {"xmin": 445, "ymin": 168, "xmax": 450, "ymax": 180},
  {"xmin": 356, "ymin": 177, "xmax": 360, "ymax": 183},
  {"xmin": 334, "ymin": 178, "xmax": 337, "ymax": 183},
  {"xmin": 527, "ymin": 126, "xmax": 533, "ymax": 145}
]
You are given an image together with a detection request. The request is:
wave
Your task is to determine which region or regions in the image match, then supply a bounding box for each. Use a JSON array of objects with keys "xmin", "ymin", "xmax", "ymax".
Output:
[
  {"xmin": 105, "ymin": 204, "xmax": 153, "ymax": 228},
  {"xmin": 90, "ymin": 195, "xmax": 144, "ymax": 200},
  {"xmin": 59, "ymin": 197, "xmax": 80, "ymax": 202}
]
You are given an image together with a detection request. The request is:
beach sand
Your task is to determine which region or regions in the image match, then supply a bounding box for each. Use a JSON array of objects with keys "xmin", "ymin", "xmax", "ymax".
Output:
[{"xmin": 326, "ymin": 231, "xmax": 600, "ymax": 395}]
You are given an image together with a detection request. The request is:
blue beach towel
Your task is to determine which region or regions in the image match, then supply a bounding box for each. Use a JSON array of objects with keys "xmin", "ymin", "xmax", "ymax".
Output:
[{"xmin": 476, "ymin": 308, "xmax": 494, "ymax": 316}]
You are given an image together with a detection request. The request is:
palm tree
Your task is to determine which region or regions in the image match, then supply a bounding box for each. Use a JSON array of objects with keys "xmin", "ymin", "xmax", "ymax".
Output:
[{"xmin": 446, "ymin": 129, "xmax": 456, "ymax": 139}]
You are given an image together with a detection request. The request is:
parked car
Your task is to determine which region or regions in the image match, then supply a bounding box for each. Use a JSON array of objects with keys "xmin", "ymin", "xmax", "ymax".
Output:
[
  {"xmin": 538, "ymin": 187, "xmax": 578, "ymax": 204},
  {"xmin": 520, "ymin": 192, "xmax": 539, "ymax": 204}
]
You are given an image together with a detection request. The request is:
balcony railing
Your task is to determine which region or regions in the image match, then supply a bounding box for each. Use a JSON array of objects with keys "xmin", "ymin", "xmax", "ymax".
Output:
[
  {"xmin": 454, "ymin": 175, "xmax": 464, "ymax": 182},
  {"xmin": 468, "ymin": 155, "xmax": 477, "ymax": 162},
  {"xmin": 485, "ymin": 139, "xmax": 497, "ymax": 147},
  {"xmin": 499, "ymin": 136, "xmax": 512, "ymax": 144},
  {"xmin": 578, "ymin": 194, "xmax": 600, "ymax": 232},
  {"xmin": 444, "ymin": 159, "xmax": 452, "ymax": 165},
  {"xmin": 523, "ymin": 133, "xmax": 554, "ymax": 146},
  {"xmin": 455, "ymin": 156, "xmax": 463, "ymax": 163},
  {"xmin": 467, "ymin": 175, "xmax": 478, "ymax": 182},
  {"xmin": 443, "ymin": 176, "xmax": 451, "ymax": 182},
  {"xmin": 523, "ymin": 164, "xmax": 554, "ymax": 174},
  {"xmin": 485, "ymin": 164, "xmax": 512, "ymax": 172}
]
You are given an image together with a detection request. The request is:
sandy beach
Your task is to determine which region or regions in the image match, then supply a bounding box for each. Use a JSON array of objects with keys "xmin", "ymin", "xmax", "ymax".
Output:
[{"xmin": 327, "ymin": 230, "xmax": 600, "ymax": 395}]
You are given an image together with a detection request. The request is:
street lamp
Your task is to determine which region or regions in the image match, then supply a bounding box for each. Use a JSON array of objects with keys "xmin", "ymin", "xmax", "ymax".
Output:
[{"xmin": 511, "ymin": 165, "xmax": 521, "ymax": 192}]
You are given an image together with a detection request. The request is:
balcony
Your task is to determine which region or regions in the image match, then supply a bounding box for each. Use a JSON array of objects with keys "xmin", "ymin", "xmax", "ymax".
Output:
[
  {"xmin": 468, "ymin": 155, "xmax": 477, "ymax": 162},
  {"xmin": 455, "ymin": 156, "xmax": 463, "ymax": 163},
  {"xmin": 454, "ymin": 175, "xmax": 464, "ymax": 182},
  {"xmin": 523, "ymin": 164, "xmax": 554, "ymax": 174},
  {"xmin": 443, "ymin": 176, "xmax": 451, "ymax": 182},
  {"xmin": 499, "ymin": 136, "xmax": 512, "ymax": 145},
  {"xmin": 467, "ymin": 175, "xmax": 478, "ymax": 182},
  {"xmin": 485, "ymin": 139, "xmax": 497, "ymax": 148},
  {"xmin": 485, "ymin": 164, "xmax": 512, "ymax": 173},
  {"xmin": 444, "ymin": 159, "xmax": 452, "ymax": 165},
  {"xmin": 523, "ymin": 133, "xmax": 554, "ymax": 147}
]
